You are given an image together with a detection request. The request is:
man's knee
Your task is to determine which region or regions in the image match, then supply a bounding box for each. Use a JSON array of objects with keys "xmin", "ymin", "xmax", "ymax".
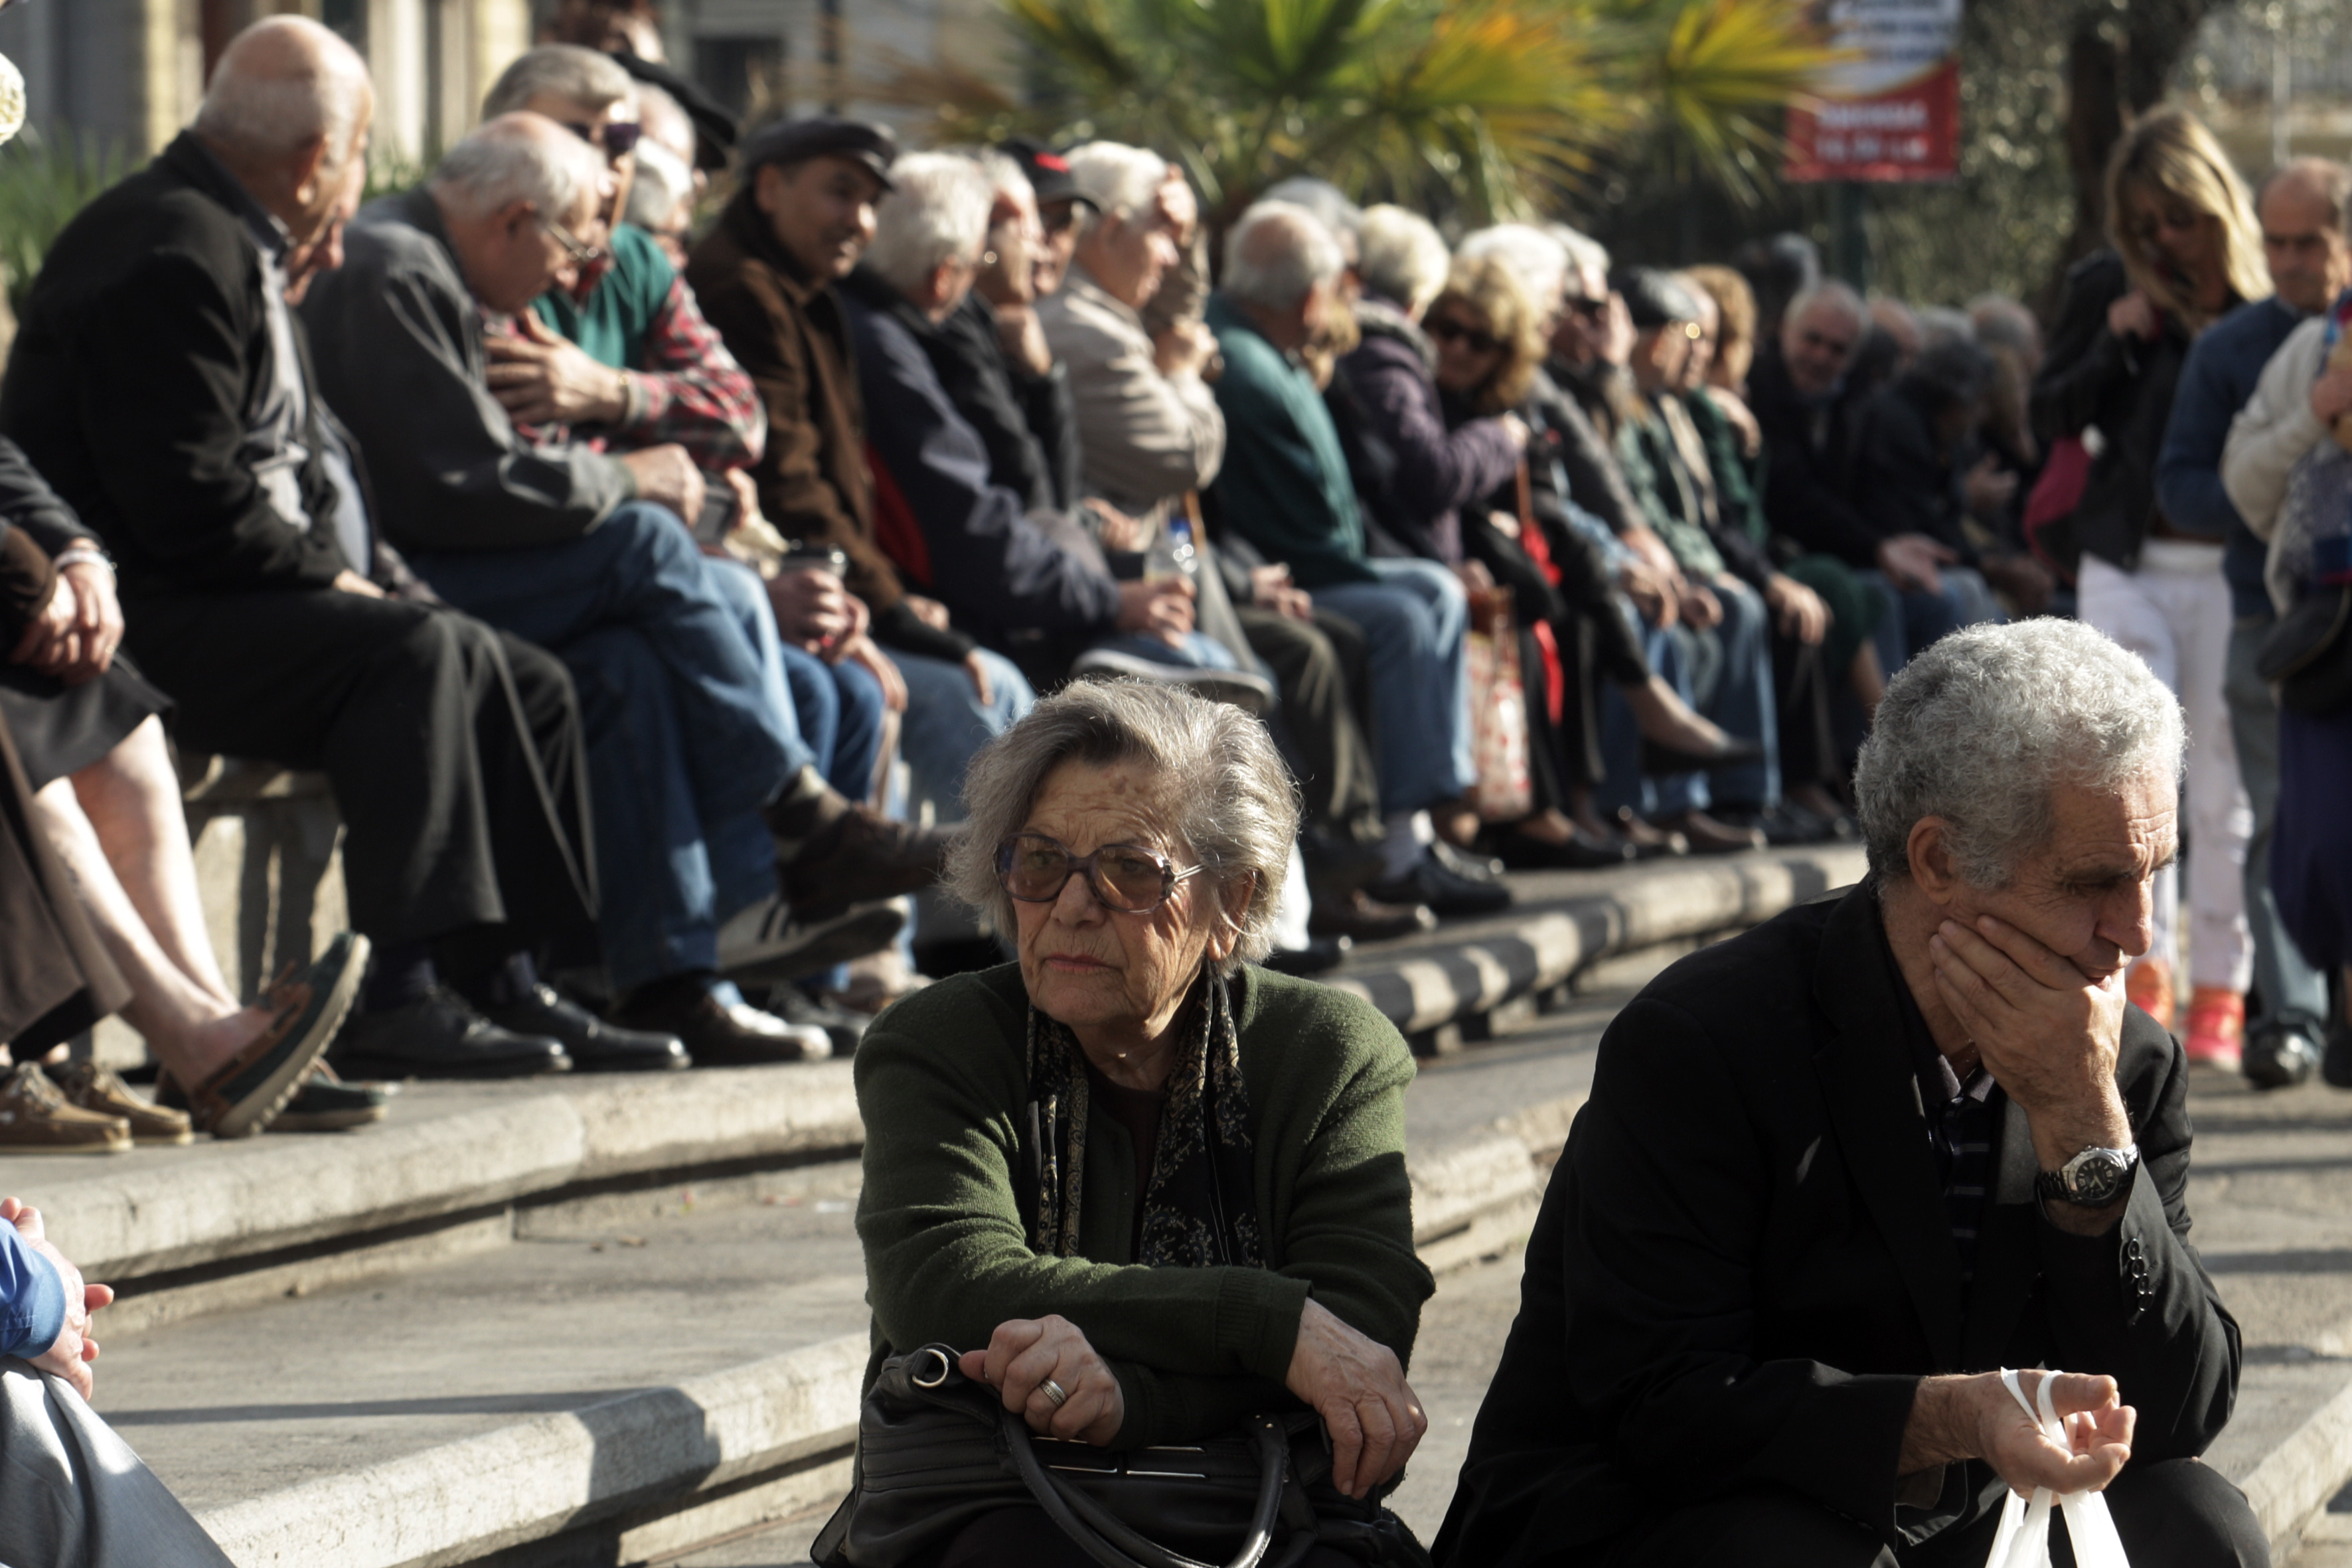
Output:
[{"xmin": 2101, "ymin": 1458, "xmax": 2268, "ymax": 1568}]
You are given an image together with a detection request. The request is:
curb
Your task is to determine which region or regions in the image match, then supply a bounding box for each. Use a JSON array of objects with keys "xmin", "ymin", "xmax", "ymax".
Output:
[{"xmin": 2242, "ymin": 1369, "xmax": 2352, "ymax": 1552}]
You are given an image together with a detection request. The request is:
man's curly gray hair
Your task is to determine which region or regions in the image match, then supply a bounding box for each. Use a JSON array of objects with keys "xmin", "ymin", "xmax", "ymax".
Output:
[
  {"xmin": 943, "ymin": 680, "xmax": 1300, "ymax": 973},
  {"xmin": 1855, "ymin": 619, "xmax": 2184, "ymax": 889}
]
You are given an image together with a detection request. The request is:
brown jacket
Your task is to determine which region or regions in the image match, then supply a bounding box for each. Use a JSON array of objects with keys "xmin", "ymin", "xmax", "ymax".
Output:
[{"xmin": 686, "ymin": 194, "xmax": 903, "ymax": 613}]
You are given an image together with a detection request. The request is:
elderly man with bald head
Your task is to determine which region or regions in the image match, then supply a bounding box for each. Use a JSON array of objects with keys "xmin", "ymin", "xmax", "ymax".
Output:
[
  {"xmin": 0, "ymin": 17, "xmax": 623, "ymax": 1083},
  {"xmin": 301, "ymin": 113, "xmax": 947, "ymax": 1066}
]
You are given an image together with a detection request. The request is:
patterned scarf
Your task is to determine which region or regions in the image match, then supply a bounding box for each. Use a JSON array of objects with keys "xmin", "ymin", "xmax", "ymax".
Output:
[{"xmin": 1024, "ymin": 969, "xmax": 1265, "ymax": 1269}]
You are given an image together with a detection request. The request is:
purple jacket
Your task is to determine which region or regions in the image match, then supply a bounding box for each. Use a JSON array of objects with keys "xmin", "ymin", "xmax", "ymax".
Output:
[{"xmin": 1338, "ymin": 297, "xmax": 1523, "ymax": 563}]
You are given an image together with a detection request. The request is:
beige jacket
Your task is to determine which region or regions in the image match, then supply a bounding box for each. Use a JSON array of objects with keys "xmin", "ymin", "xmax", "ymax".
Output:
[
  {"xmin": 2220, "ymin": 315, "xmax": 2329, "ymax": 610},
  {"xmin": 1038, "ymin": 264, "xmax": 1225, "ymax": 520}
]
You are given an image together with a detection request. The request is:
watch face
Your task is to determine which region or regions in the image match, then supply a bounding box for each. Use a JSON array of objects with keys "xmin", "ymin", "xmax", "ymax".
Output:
[{"xmin": 2066, "ymin": 1150, "xmax": 2128, "ymax": 1204}]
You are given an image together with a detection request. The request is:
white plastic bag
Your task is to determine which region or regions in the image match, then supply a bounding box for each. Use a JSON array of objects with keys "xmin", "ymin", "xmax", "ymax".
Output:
[{"xmin": 1981, "ymin": 1369, "xmax": 2132, "ymax": 1568}]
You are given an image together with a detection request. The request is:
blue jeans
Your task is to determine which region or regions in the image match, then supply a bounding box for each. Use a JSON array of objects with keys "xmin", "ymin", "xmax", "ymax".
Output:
[
  {"xmin": 410, "ymin": 503, "xmax": 799, "ymax": 992},
  {"xmin": 1086, "ymin": 630, "xmax": 1245, "ymax": 670},
  {"xmin": 700, "ymin": 557, "xmax": 888, "ymax": 800},
  {"xmin": 1858, "ymin": 566, "xmax": 2002, "ymax": 672},
  {"xmin": 1315, "ymin": 558, "xmax": 1472, "ymax": 815},
  {"xmin": 898, "ymin": 648, "xmax": 1034, "ymax": 817},
  {"xmin": 1599, "ymin": 616, "xmax": 1709, "ymax": 818},
  {"xmin": 1689, "ymin": 577, "xmax": 1779, "ymax": 809},
  {"xmin": 2229, "ymin": 614, "xmax": 2331, "ymax": 1038}
]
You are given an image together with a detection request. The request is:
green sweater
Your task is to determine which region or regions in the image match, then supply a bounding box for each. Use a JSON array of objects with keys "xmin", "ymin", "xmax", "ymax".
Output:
[{"xmin": 852, "ymin": 962, "xmax": 1433, "ymax": 1449}]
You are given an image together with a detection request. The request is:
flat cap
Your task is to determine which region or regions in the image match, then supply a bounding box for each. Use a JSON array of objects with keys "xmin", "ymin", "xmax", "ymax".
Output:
[
  {"xmin": 1614, "ymin": 266, "xmax": 1701, "ymax": 329},
  {"xmin": 738, "ymin": 116, "xmax": 897, "ymax": 189},
  {"xmin": 998, "ymin": 135, "xmax": 1095, "ymax": 210}
]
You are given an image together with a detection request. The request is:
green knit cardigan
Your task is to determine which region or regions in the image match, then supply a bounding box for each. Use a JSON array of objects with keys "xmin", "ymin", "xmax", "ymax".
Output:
[{"xmin": 851, "ymin": 961, "xmax": 1435, "ymax": 1450}]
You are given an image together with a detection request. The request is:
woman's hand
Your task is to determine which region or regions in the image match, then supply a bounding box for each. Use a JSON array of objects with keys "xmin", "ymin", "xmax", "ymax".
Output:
[
  {"xmin": 9, "ymin": 570, "xmax": 78, "ymax": 675},
  {"xmin": 53, "ymin": 561, "xmax": 123, "ymax": 682},
  {"xmin": 961, "ymin": 1314, "xmax": 1126, "ymax": 1445},
  {"xmin": 2106, "ymin": 290, "xmax": 2159, "ymax": 342},
  {"xmin": 1285, "ymin": 1297, "xmax": 1427, "ymax": 1500}
]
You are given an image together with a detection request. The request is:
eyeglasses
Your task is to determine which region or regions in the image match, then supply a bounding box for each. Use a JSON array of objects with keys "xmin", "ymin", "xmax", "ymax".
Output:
[
  {"xmin": 1040, "ymin": 202, "xmax": 1081, "ymax": 235},
  {"xmin": 560, "ymin": 119, "xmax": 645, "ymax": 159},
  {"xmin": 538, "ymin": 212, "xmax": 607, "ymax": 267},
  {"xmin": 996, "ymin": 832, "xmax": 1202, "ymax": 913},
  {"xmin": 1427, "ymin": 317, "xmax": 1502, "ymax": 354}
]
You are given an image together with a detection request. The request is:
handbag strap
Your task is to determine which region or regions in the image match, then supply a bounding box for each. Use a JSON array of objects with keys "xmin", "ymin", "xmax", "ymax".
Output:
[{"xmin": 998, "ymin": 1408, "xmax": 1293, "ymax": 1568}]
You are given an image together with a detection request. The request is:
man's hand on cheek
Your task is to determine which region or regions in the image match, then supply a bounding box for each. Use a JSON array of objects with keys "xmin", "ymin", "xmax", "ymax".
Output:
[{"xmin": 1929, "ymin": 914, "xmax": 2132, "ymax": 1164}]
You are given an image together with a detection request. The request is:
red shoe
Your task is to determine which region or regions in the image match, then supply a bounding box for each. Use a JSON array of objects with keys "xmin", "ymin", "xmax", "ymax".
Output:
[
  {"xmin": 2184, "ymin": 987, "xmax": 2245, "ymax": 1070},
  {"xmin": 2125, "ymin": 959, "xmax": 2175, "ymax": 1030}
]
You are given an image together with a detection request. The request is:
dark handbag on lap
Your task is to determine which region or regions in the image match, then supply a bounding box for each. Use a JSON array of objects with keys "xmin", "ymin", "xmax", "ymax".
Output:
[
  {"xmin": 2256, "ymin": 583, "xmax": 2352, "ymax": 717},
  {"xmin": 811, "ymin": 1344, "xmax": 1431, "ymax": 1568}
]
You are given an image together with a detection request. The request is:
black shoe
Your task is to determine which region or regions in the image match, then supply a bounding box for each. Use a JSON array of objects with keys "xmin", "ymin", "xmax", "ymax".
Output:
[
  {"xmin": 1498, "ymin": 827, "xmax": 1636, "ymax": 870},
  {"xmin": 1369, "ymin": 851, "xmax": 1512, "ymax": 917},
  {"xmin": 1640, "ymin": 735, "xmax": 1766, "ymax": 775},
  {"xmin": 1429, "ymin": 840, "xmax": 1507, "ymax": 884},
  {"xmin": 1298, "ymin": 832, "xmax": 1389, "ymax": 902},
  {"xmin": 484, "ymin": 984, "xmax": 689, "ymax": 1072},
  {"xmin": 1309, "ymin": 888, "xmax": 1438, "ymax": 942},
  {"xmin": 270, "ymin": 1065, "xmax": 396, "ymax": 1132},
  {"xmin": 2321, "ymin": 1024, "xmax": 2352, "ymax": 1090},
  {"xmin": 1263, "ymin": 937, "xmax": 1350, "ymax": 976},
  {"xmin": 762, "ymin": 985, "xmax": 872, "ymax": 1054},
  {"xmin": 329, "ymin": 988, "xmax": 572, "ymax": 1079},
  {"xmin": 2244, "ymin": 1024, "xmax": 2323, "ymax": 1090},
  {"xmin": 1715, "ymin": 803, "xmax": 1832, "ymax": 848},
  {"xmin": 613, "ymin": 986, "xmax": 830, "ymax": 1066}
]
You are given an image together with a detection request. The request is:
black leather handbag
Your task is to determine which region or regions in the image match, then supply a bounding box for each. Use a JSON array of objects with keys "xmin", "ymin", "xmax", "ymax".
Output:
[
  {"xmin": 809, "ymin": 1344, "xmax": 1431, "ymax": 1568},
  {"xmin": 2258, "ymin": 582, "xmax": 2352, "ymax": 717}
]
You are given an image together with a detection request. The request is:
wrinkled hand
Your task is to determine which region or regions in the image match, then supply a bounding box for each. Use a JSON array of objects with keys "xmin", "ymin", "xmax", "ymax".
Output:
[
  {"xmin": 1152, "ymin": 321, "xmax": 1216, "ymax": 380},
  {"xmin": 487, "ymin": 309, "xmax": 632, "ymax": 426},
  {"xmin": 1928, "ymin": 914, "xmax": 2132, "ymax": 1167},
  {"xmin": 9, "ymin": 571, "xmax": 80, "ymax": 676},
  {"xmin": 1677, "ymin": 580, "xmax": 1722, "ymax": 630},
  {"xmin": 1086, "ymin": 499, "xmax": 1148, "ymax": 553},
  {"xmin": 618, "ymin": 445, "xmax": 707, "ymax": 530},
  {"xmin": 1980, "ymin": 1372, "xmax": 2136, "ymax": 1498},
  {"xmin": 2312, "ymin": 366, "xmax": 2352, "ymax": 427},
  {"xmin": 1877, "ymin": 532, "xmax": 1957, "ymax": 595},
  {"xmin": 904, "ymin": 594, "xmax": 953, "ymax": 633},
  {"xmin": 1250, "ymin": 563, "xmax": 1313, "ymax": 621},
  {"xmin": 994, "ymin": 301, "xmax": 1054, "ymax": 378},
  {"xmin": 1599, "ymin": 293, "xmax": 1636, "ymax": 368},
  {"xmin": 1155, "ymin": 168, "xmax": 1199, "ymax": 247},
  {"xmin": 767, "ymin": 566, "xmax": 857, "ymax": 655},
  {"xmin": 1763, "ymin": 572, "xmax": 1828, "ymax": 645},
  {"xmin": 1964, "ymin": 454, "xmax": 2019, "ymax": 520},
  {"xmin": 961, "ymin": 1315, "xmax": 1125, "ymax": 1445},
  {"xmin": 1285, "ymin": 1298, "xmax": 1427, "ymax": 1500},
  {"xmin": 0, "ymin": 1200, "xmax": 110, "ymax": 1402},
  {"xmin": 1713, "ymin": 387, "xmax": 1763, "ymax": 457},
  {"xmin": 1117, "ymin": 577, "xmax": 1195, "ymax": 644},
  {"xmin": 1618, "ymin": 556, "xmax": 1676, "ymax": 627},
  {"xmin": 838, "ymin": 633, "xmax": 906, "ymax": 712},
  {"xmin": 2106, "ymin": 291, "xmax": 2159, "ymax": 343},
  {"xmin": 961, "ymin": 648, "xmax": 995, "ymax": 705},
  {"xmin": 49, "ymin": 562, "xmax": 123, "ymax": 682}
]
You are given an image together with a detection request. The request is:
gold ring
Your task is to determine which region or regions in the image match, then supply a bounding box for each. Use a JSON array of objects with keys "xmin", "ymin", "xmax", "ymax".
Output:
[{"xmin": 1040, "ymin": 1377, "xmax": 1069, "ymax": 1408}]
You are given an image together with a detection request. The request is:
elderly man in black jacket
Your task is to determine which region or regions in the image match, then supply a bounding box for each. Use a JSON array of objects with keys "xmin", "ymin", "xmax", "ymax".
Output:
[
  {"xmin": 0, "ymin": 17, "xmax": 593, "ymax": 1081},
  {"xmin": 1437, "ymin": 617, "xmax": 2263, "ymax": 1567}
]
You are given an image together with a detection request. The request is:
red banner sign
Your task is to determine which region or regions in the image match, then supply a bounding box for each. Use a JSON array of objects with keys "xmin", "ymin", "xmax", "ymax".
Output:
[{"xmin": 1785, "ymin": 0, "xmax": 1962, "ymax": 183}]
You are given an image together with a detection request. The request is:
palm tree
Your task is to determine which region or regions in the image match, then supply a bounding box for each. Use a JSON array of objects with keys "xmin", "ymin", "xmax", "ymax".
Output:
[{"xmin": 860, "ymin": 0, "xmax": 1836, "ymax": 225}]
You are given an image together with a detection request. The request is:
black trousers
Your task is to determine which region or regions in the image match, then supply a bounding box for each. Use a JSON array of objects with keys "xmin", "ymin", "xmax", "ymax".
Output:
[
  {"xmin": 121, "ymin": 584, "xmax": 597, "ymax": 963},
  {"xmin": 1589, "ymin": 1458, "xmax": 2266, "ymax": 1568},
  {"xmin": 1235, "ymin": 603, "xmax": 1381, "ymax": 842},
  {"xmin": 0, "ymin": 714, "xmax": 127, "ymax": 1053},
  {"xmin": 933, "ymin": 1506, "xmax": 1362, "ymax": 1568}
]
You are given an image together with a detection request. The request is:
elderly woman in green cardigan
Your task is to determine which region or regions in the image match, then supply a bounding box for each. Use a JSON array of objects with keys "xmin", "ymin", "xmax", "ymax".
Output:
[{"xmin": 852, "ymin": 678, "xmax": 1435, "ymax": 1562}]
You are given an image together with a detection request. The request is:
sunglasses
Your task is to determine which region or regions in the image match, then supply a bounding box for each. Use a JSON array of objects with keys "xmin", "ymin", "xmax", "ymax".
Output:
[
  {"xmin": 996, "ymin": 832, "xmax": 1202, "ymax": 914},
  {"xmin": 538, "ymin": 212, "xmax": 607, "ymax": 267},
  {"xmin": 1562, "ymin": 297, "xmax": 1607, "ymax": 320},
  {"xmin": 560, "ymin": 119, "xmax": 645, "ymax": 159},
  {"xmin": 1427, "ymin": 317, "xmax": 1502, "ymax": 354}
]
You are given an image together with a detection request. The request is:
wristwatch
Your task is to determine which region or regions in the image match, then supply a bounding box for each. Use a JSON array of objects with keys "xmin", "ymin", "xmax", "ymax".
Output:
[{"xmin": 2035, "ymin": 1145, "xmax": 2140, "ymax": 1208}]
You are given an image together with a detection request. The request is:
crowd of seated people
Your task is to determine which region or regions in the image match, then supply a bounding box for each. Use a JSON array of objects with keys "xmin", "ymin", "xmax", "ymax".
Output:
[{"xmin": 15, "ymin": 5, "xmax": 2341, "ymax": 1174}]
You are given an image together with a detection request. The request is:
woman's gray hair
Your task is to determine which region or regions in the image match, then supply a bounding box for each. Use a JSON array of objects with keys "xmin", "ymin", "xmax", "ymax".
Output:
[
  {"xmin": 1456, "ymin": 224, "xmax": 1570, "ymax": 314},
  {"xmin": 866, "ymin": 151, "xmax": 993, "ymax": 295},
  {"xmin": 1222, "ymin": 201, "xmax": 1342, "ymax": 313},
  {"xmin": 944, "ymin": 680, "xmax": 1301, "ymax": 973},
  {"xmin": 483, "ymin": 43, "xmax": 635, "ymax": 119},
  {"xmin": 1063, "ymin": 141, "xmax": 1168, "ymax": 237},
  {"xmin": 1358, "ymin": 204, "xmax": 1450, "ymax": 317},
  {"xmin": 1855, "ymin": 620, "xmax": 2185, "ymax": 888}
]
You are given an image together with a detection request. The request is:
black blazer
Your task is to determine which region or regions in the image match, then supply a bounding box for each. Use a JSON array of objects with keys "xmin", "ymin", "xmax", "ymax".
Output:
[{"xmin": 1433, "ymin": 882, "xmax": 2238, "ymax": 1565}]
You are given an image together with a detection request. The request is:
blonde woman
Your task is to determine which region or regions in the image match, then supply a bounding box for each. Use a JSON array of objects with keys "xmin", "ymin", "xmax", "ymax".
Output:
[{"xmin": 2029, "ymin": 104, "xmax": 2266, "ymax": 1064}]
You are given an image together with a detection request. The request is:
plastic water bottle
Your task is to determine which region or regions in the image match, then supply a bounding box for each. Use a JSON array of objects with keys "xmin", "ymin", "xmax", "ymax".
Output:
[{"xmin": 1144, "ymin": 514, "xmax": 1198, "ymax": 584}]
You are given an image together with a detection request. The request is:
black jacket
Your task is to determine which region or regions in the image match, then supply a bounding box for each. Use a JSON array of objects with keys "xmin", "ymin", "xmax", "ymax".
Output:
[
  {"xmin": 0, "ymin": 134, "xmax": 351, "ymax": 593},
  {"xmin": 1435, "ymin": 882, "xmax": 2238, "ymax": 1566},
  {"xmin": 1847, "ymin": 378, "xmax": 1978, "ymax": 562},
  {"xmin": 918, "ymin": 290, "xmax": 1081, "ymax": 514},
  {"xmin": 2029, "ymin": 250, "xmax": 2202, "ymax": 574},
  {"xmin": 1750, "ymin": 344, "xmax": 1886, "ymax": 568}
]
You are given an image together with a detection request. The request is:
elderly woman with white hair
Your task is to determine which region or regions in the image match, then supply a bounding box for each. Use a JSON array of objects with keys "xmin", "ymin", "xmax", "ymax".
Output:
[
  {"xmin": 1439, "ymin": 617, "xmax": 2260, "ymax": 1568},
  {"xmin": 848, "ymin": 680, "xmax": 1435, "ymax": 1565}
]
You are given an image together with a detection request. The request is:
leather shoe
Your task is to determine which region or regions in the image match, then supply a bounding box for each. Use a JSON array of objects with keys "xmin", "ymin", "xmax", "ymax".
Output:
[
  {"xmin": 1430, "ymin": 840, "xmax": 1507, "ymax": 883},
  {"xmin": 1611, "ymin": 807, "xmax": 1689, "ymax": 859},
  {"xmin": 614, "ymin": 986, "xmax": 830, "ymax": 1067},
  {"xmin": 485, "ymin": 984, "xmax": 688, "ymax": 1072},
  {"xmin": 1499, "ymin": 826, "xmax": 1636, "ymax": 870},
  {"xmin": 776, "ymin": 805, "xmax": 955, "ymax": 921},
  {"xmin": 1639, "ymin": 734, "xmax": 1766, "ymax": 775},
  {"xmin": 1262, "ymin": 936, "xmax": 1350, "ymax": 976},
  {"xmin": 761, "ymin": 984, "xmax": 872, "ymax": 1054},
  {"xmin": 329, "ymin": 988, "xmax": 572, "ymax": 1079},
  {"xmin": 1652, "ymin": 809, "xmax": 1766, "ymax": 856},
  {"xmin": 1309, "ymin": 887, "xmax": 1438, "ymax": 943},
  {"xmin": 1369, "ymin": 851, "xmax": 1512, "ymax": 917},
  {"xmin": 2244, "ymin": 1024, "xmax": 2321, "ymax": 1091}
]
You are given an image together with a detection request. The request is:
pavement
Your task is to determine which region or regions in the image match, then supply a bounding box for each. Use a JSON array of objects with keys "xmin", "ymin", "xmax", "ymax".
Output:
[{"xmin": 15, "ymin": 842, "xmax": 2352, "ymax": 1565}]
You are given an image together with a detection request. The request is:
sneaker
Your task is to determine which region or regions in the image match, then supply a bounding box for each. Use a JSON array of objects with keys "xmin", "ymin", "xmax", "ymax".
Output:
[
  {"xmin": 0, "ymin": 1065, "xmax": 130, "ymax": 1154},
  {"xmin": 717, "ymin": 894, "xmax": 906, "ymax": 982},
  {"xmin": 2242, "ymin": 1024, "xmax": 2322, "ymax": 1091},
  {"xmin": 2183, "ymin": 987, "xmax": 2245, "ymax": 1071},
  {"xmin": 2124, "ymin": 959, "xmax": 2175, "ymax": 1031},
  {"xmin": 50, "ymin": 1060, "xmax": 192, "ymax": 1146}
]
